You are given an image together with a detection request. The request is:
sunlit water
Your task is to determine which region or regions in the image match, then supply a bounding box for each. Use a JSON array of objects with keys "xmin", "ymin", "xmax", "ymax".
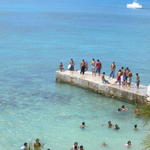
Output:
[{"xmin": 0, "ymin": 0, "xmax": 150, "ymax": 149}]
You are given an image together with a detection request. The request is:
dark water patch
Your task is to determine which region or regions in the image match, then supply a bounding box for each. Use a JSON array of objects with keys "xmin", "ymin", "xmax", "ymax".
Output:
[
  {"xmin": 0, "ymin": 99, "xmax": 19, "ymax": 109},
  {"xmin": 55, "ymin": 114, "xmax": 91, "ymax": 120},
  {"xmin": 30, "ymin": 91, "xmax": 72, "ymax": 105}
]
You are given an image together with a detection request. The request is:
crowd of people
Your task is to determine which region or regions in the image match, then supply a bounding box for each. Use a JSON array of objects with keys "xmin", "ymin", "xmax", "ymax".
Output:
[
  {"xmin": 20, "ymin": 104, "xmax": 140, "ymax": 150},
  {"xmin": 59, "ymin": 58, "xmax": 140, "ymax": 89},
  {"xmin": 20, "ymin": 138, "xmax": 47, "ymax": 150}
]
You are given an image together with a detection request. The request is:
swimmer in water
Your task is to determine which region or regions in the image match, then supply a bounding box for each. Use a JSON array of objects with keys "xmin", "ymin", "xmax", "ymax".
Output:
[
  {"xmin": 70, "ymin": 142, "xmax": 79, "ymax": 150},
  {"xmin": 20, "ymin": 143, "xmax": 28, "ymax": 150},
  {"xmin": 80, "ymin": 122, "xmax": 86, "ymax": 128},
  {"xmin": 108, "ymin": 121, "xmax": 113, "ymax": 128},
  {"xmin": 118, "ymin": 108, "xmax": 121, "ymax": 112},
  {"xmin": 113, "ymin": 124, "xmax": 120, "ymax": 130},
  {"xmin": 121, "ymin": 105, "xmax": 128, "ymax": 111},
  {"xmin": 79, "ymin": 145, "xmax": 84, "ymax": 150},
  {"xmin": 34, "ymin": 138, "xmax": 41, "ymax": 150},
  {"xmin": 101, "ymin": 142, "xmax": 108, "ymax": 147},
  {"xmin": 134, "ymin": 124, "xmax": 138, "ymax": 130},
  {"xmin": 124, "ymin": 141, "xmax": 132, "ymax": 148}
]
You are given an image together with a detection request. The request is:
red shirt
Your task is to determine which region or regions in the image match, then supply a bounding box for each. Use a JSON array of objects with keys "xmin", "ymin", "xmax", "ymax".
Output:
[{"xmin": 96, "ymin": 62, "xmax": 101, "ymax": 69}]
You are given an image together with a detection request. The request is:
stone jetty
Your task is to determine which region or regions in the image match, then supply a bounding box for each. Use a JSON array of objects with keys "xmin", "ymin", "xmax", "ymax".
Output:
[{"xmin": 56, "ymin": 70, "xmax": 149, "ymax": 104}]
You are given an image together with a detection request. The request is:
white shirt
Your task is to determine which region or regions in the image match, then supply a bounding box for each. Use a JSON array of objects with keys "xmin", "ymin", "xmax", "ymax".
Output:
[{"xmin": 20, "ymin": 146, "xmax": 25, "ymax": 150}]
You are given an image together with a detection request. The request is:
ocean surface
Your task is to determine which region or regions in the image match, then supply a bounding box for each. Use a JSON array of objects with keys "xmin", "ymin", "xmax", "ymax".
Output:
[{"xmin": 0, "ymin": 0, "xmax": 150, "ymax": 149}]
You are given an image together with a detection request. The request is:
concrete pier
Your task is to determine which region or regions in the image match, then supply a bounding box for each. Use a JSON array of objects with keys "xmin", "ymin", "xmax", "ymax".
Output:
[{"xmin": 56, "ymin": 70, "xmax": 149, "ymax": 104}]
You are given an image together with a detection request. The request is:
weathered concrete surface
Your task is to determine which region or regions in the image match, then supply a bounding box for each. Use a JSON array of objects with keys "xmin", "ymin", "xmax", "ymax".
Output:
[{"xmin": 56, "ymin": 70, "xmax": 149, "ymax": 104}]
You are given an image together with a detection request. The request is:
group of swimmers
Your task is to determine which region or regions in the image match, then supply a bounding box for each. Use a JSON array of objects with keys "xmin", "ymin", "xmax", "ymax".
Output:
[
  {"xmin": 78, "ymin": 104, "xmax": 139, "ymax": 149},
  {"xmin": 59, "ymin": 58, "xmax": 140, "ymax": 88},
  {"xmin": 79, "ymin": 121, "xmax": 138, "ymax": 148},
  {"xmin": 20, "ymin": 104, "xmax": 139, "ymax": 150},
  {"xmin": 70, "ymin": 142, "xmax": 84, "ymax": 150},
  {"xmin": 20, "ymin": 138, "xmax": 50, "ymax": 150}
]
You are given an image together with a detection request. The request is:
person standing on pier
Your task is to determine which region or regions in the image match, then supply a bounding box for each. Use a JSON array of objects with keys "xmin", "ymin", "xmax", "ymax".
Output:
[
  {"xmin": 85, "ymin": 61, "xmax": 88, "ymax": 71},
  {"xmin": 80, "ymin": 59, "xmax": 86, "ymax": 75},
  {"xmin": 116, "ymin": 70, "xmax": 121, "ymax": 86},
  {"xmin": 127, "ymin": 70, "xmax": 132, "ymax": 87},
  {"xmin": 136, "ymin": 73, "xmax": 140, "ymax": 89},
  {"xmin": 110, "ymin": 62, "xmax": 116, "ymax": 78},
  {"xmin": 69, "ymin": 58, "xmax": 75, "ymax": 71},
  {"xmin": 91, "ymin": 58, "xmax": 96, "ymax": 76},
  {"xmin": 96, "ymin": 59, "xmax": 102, "ymax": 76},
  {"xmin": 59, "ymin": 62, "xmax": 64, "ymax": 72}
]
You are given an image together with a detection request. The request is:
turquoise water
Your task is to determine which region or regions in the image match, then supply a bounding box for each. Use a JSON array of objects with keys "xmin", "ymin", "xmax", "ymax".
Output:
[{"xmin": 0, "ymin": 0, "xmax": 150, "ymax": 149}]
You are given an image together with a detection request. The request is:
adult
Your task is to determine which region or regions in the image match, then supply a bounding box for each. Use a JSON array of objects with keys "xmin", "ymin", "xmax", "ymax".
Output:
[
  {"xmin": 113, "ymin": 124, "xmax": 120, "ymax": 130},
  {"xmin": 110, "ymin": 62, "xmax": 116, "ymax": 78},
  {"xmin": 69, "ymin": 58, "xmax": 75, "ymax": 71},
  {"xmin": 59, "ymin": 62, "xmax": 64, "ymax": 72},
  {"xmin": 34, "ymin": 139, "xmax": 41, "ymax": 150},
  {"xmin": 124, "ymin": 141, "xmax": 132, "ymax": 148},
  {"xmin": 101, "ymin": 142, "xmax": 108, "ymax": 147},
  {"xmin": 80, "ymin": 59, "xmax": 86, "ymax": 75},
  {"xmin": 127, "ymin": 71, "xmax": 132, "ymax": 87},
  {"xmin": 121, "ymin": 105, "xmax": 128, "ymax": 111},
  {"xmin": 136, "ymin": 73, "xmax": 140, "ymax": 89},
  {"xmin": 80, "ymin": 122, "xmax": 86, "ymax": 128},
  {"xmin": 96, "ymin": 59, "xmax": 102, "ymax": 76},
  {"xmin": 108, "ymin": 121, "xmax": 113, "ymax": 128},
  {"xmin": 91, "ymin": 58, "xmax": 96, "ymax": 76},
  {"xmin": 116, "ymin": 70, "xmax": 121, "ymax": 86},
  {"xmin": 70, "ymin": 142, "xmax": 79, "ymax": 150},
  {"xmin": 134, "ymin": 124, "xmax": 138, "ymax": 130},
  {"xmin": 102, "ymin": 72, "xmax": 109, "ymax": 84},
  {"xmin": 78, "ymin": 145, "xmax": 84, "ymax": 150},
  {"xmin": 122, "ymin": 72, "xmax": 127, "ymax": 86},
  {"xmin": 85, "ymin": 61, "xmax": 88, "ymax": 72},
  {"xmin": 20, "ymin": 143, "xmax": 28, "ymax": 150}
]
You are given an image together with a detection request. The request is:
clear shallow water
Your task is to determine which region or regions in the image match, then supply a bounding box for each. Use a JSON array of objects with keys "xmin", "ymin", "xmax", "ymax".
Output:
[{"xmin": 0, "ymin": 0, "xmax": 150, "ymax": 149}]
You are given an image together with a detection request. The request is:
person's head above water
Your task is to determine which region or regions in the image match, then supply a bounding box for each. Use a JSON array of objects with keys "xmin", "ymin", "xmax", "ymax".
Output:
[
  {"xmin": 36, "ymin": 139, "xmax": 40, "ymax": 142},
  {"xmin": 122, "ymin": 105, "xmax": 125, "ymax": 108},
  {"xmin": 134, "ymin": 124, "xmax": 138, "ymax": 129},
  {"xmin": 108, "ymin": 121, "xmax": 112, "ymax": 127},
  {"xmin": 118, "ymin": 108, "xmax": 121, "ymax": 111},
  {"xmin": 101, "ymin": 142, "xmax": 107, "ymax": 147},
  {"xmin": 79, "ymin": 145, "xmax": 84, "ymax": 150},
  {"xmin": 115, "ymin": 124, "xmax": 120, "ymax": 130},
  {"xmin": 127, "ymin": 141, "xmax": 132, "ymax": 145},
  {"xmin": 24, "ymin": 143, "xmax": 28, "ymax": 147},
  {"xmin": 74, "ymin": 142, "xmax": 78, "ymax": 146},
  {"xmin": 80, "ymin": 122, "xmax": 86, "ymax": 128}
]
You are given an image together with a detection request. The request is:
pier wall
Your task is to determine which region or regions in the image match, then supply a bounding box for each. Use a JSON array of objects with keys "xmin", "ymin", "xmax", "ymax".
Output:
[{"xmin": 56, "ymin": 71, "xmax": 148, "ymax": 104}]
